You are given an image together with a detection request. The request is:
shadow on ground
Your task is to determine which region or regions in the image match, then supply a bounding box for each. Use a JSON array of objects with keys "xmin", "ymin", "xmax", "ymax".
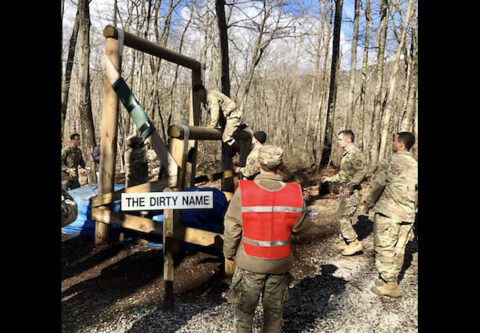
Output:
[
  {"xmin": 282, "ymin": 264, "xmax": 347, "ymax": 332},
  {"xmin": 125, "ymin": 260, "xmax": 229, "ymax": 333}
]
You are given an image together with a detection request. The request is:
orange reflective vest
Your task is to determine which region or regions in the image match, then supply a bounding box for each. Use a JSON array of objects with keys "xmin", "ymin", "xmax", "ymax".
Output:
[{"xmin": 239, "ymin": 180, "xmax": 303, "ymax": 259}]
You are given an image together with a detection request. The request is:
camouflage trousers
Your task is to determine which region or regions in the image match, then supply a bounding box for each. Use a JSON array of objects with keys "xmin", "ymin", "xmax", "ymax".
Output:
[
  {"xmin": 373, "ymin": 213, "xmax": 414, "ymax": 283},
  {"xmin": 228, "ymin": 266, "xmax": 294, "ymax": 333},
  {"xmin": 334, "ymin": 189, "xmax": 362, "ymax": 242},
  {"xmin": 223, "ymin": 109, "xmax": 242, "ymax": 146}
]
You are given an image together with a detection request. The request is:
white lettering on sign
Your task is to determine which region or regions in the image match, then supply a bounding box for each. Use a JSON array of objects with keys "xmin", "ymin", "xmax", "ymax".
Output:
[{"xmin": 121, "ymin": 191, "xmax": 213, "ymax": 211}]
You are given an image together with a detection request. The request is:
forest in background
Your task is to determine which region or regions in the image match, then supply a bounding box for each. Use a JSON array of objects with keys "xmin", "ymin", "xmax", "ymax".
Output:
[{"xmin": 61, "ymin": 0, "xmax": 418, "ymax": 182}]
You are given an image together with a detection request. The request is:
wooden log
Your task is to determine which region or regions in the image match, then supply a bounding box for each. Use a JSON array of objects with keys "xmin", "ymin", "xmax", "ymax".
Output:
[
  {"xmin": 168, "ymin": 138, "xmax": 185, "ymax": 189},
  {"xmin": 91, "ymin": 207, "xmax": 163, "ymax": 235},
  {"xmin": 92, "ymin": 206, "xmax": 223, "ymax": 249},
  {"xmin": 163, "ymin": 188, "xmax": 175, "ymax": 309},
  {"xmin": 91, "ymin": 179, "xmax": 168, "ymax": 208},
  {"xmin": 96, "ymin": 36, "xmax": 122, "ymax": 245},
  {"xmin": 185, "ymin": 70, "xmax": 203, "ymax": 188},
  {"xmin": 168, "ymin": 125, "xmax": 252, "ymax": 141},
  {"xmin": 103, "ymin": 25, "xmax": 201, "ymax": 71}
]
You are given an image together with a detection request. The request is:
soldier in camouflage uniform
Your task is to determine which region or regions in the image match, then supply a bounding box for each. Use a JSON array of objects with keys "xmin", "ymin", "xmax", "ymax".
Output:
[
  {"xmin": 124, "ymin": 134, "xmax": 149, "ymax": 188},
  {"xmin": 61, "ymin": 133, "xmax": 86, "ymax": 190},
  {"xmin": 364, "ymin": 132, "xmax": 418, "ymax": 298},
  {"xmin": 193, "ymin": 84, "xmax": 243, "ymax": 150},
  {"xmin": 224, "ymin": 145, "xmax": 311, "ymax": 333},
  {"xmin": 61, "ymin": 189, "xmax": 78, "ymax": 227},
  {"xmin": 321, "ymin": 130, "xmax": 366, "ymax": 256},
  {"xmin": 235, "ymin": 131, "xmax": 267, "ymax": 180}
]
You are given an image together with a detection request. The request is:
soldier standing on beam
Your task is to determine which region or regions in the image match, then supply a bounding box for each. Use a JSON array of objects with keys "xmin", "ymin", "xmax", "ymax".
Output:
[{"xmin": 193, "ymin": 84, "xmax": 243, "ymax": 157}]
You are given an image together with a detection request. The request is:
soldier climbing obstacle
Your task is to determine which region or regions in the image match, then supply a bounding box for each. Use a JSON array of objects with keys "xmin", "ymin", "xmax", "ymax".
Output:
[{"xmin": 193, "ymin": 84, "xmax": 244, "ymax": 157}]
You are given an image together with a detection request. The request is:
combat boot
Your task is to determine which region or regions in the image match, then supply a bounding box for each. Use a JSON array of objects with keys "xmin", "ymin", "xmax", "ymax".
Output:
[
  {"xmin": 341, "ymin": 239, "xmax": 363, "ymax": 256},
  {"xmin": 371, "ymin": 281, "xmax": 401, "ymax": 298},
  {"xmin": 374, "ymin": 278, "xmax": 386, "ymax": 287},
  {"xmin": 331, "ymin": 239, "xmax": 348, "ymax": 251}
]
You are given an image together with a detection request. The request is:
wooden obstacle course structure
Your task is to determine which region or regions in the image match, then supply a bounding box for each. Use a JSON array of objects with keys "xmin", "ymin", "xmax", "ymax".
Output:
[{"xmin": 93, "ymin": 25, "xmax": 252, "ymax": 308}]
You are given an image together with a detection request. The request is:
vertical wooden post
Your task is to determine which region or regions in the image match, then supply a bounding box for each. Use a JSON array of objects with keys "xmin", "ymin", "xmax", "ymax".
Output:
[
  {"xmin": 185, "ymin": 69, "xmax": 202, "ymax": 187},
  {"xmin": 221, "ymin": 143, "xmax": 234, "ymax": 193},
  {"xmin": 163, "ymin": 188, "xmax": 175, "ymax": 309},
  {"xmin": 168, "ymin": 138, "xmax": 185, "ymax": 189},
  {"xmin": 96, "ymin": 36, "xmax": 121, "ymax": 245}
]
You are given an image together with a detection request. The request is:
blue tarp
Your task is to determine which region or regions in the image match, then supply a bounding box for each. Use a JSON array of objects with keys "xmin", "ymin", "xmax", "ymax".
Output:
[{"xmin": 61, "ymin": 184, "xmax": 228, "ymax": 247}]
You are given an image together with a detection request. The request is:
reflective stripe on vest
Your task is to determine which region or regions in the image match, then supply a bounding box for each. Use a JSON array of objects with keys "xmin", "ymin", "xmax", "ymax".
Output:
[{"xmin": 239, "ymin": 179, "xmax": 303, "ymax": 260}]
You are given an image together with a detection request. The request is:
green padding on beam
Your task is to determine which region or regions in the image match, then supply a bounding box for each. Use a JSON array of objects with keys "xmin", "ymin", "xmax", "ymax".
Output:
[{"xmin": 112, "ymin": 77, "xmax": 156, "ymax": 139}]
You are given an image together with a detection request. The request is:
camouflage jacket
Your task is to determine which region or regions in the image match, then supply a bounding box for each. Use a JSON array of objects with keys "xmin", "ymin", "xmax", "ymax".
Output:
[
  {"xmin": 328, "ymin": 146, "xmax": 366, "ymax": 191},
  {"xmin": 61, "ymin": 147, "xmax": 86, "ymax": 181},
  {"xmin": 125, "ymin": 147, "xmax": 148, "ymax": 187},
  {"xmin": 204, "ymin": 90, "xmax": 240, "ymax": 128},
  {"xmin": 365, "ymin": 151, "xmax": 418, "ymax": 222},
  {"xmin": 223, "ymin": 173, "xmax": 311, "ymax": 274},
  {"xmin": 61, "ymin": 189, "xmax": 78, "ymax": 227},
  {"xmin": 239, "ymin": 144, "xmax": 261, "ymax": 178}
]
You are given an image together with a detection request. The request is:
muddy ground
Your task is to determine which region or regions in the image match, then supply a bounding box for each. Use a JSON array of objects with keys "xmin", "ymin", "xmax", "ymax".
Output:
[{"xmin": 62, "ymin": 168, "xmax": 418, "ymax": 332}]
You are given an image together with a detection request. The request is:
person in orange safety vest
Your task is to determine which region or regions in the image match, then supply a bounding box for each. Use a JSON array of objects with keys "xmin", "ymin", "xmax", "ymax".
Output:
[{"xmin": 223, "ymin": 145, "xmax": 312, "ymax": 333}]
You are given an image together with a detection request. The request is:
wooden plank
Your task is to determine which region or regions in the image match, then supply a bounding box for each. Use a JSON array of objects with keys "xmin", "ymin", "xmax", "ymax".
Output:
[
  {"xmin": 103, "ymin": 25, "xmax": 201, "ymax": 71},
  {"xmin": 91, "ymin": 207, "xmax": 163, "ymax": 235},
  {"xmin": 174, "ymin": 226, "xmax": 223, "ymax": 250},
  {"xmin": 92, "ymin": 207, "xmax": 222, "ymax": 249},
  {"xmin": 91, "ymin": 179, "xmax": 169, "ymax": 208},
  {"xmin": 96, "ymin": 36, "xmax": 122, "ymax": 245}
]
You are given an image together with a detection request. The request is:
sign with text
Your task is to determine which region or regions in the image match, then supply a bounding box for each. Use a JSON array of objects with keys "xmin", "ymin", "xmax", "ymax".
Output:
[{"xmin": 121, "ymin": 191, "xmax": 213, "ymax": 211}]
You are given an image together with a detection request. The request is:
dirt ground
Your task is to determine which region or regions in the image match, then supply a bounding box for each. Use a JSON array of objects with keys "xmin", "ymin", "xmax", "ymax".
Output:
[{"xmin": 61, "ymin": 168, "xmax": 418, "ymax": 332}]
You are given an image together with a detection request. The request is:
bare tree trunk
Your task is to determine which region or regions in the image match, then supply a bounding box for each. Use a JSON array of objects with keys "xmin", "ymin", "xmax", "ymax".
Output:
[
  {"xmin": 378, "ymin": 0, "xmax": 415, "ymax": 162},
  {"xmin": 77, "ymin": 0, "xmax": 96, "ymax": 183},
  {"xmin": 321, "ymin": 0, "xmax": 343, "ymax": 164},
  {"xmin": 401, "ymin": 9, "xmax": 417, "ymax": 132},
  {"xmin": 216, "ymin": 0, "xmax": 231, "ymax": 97},
  {"xmin": 61, "ymin": 7, "xmax": 80, "ymax": 142},
  {"xmin": 359, "ymin": 0, "xmax": 371, "ymax": 151},
  {"xmin": 345, "ymin": 0, "xmax": 360, "ymax": 130},
  {"xmin": 368, "ymin": 0, "xmax": 389, "ymax": 171},
  {"xmin": 313, "ymin": 2, "xmax": 333, "ymax": 170}
]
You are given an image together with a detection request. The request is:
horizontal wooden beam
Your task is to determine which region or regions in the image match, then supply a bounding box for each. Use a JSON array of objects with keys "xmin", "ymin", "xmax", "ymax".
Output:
[
  {"xmin": 93, "ymin": 207, "xmax": 224, "ymax": 250},
  {"xmin": 168, "ymin": 125, "xmax": 252, "ymax": 141},
  {"xmin": 91, "ymin": 179, "xmax": 169, "ymax": 208},
  {"xmin": 174, "ymin": 226, "xmax": 223, "ymax": 250},
  {"xmin": 103, "ymin": 25, "xmax": 202, "ymax": 71},
  {"xmin": 92, "ymin": 207, "xmax": 163, "ymax": 235}
]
